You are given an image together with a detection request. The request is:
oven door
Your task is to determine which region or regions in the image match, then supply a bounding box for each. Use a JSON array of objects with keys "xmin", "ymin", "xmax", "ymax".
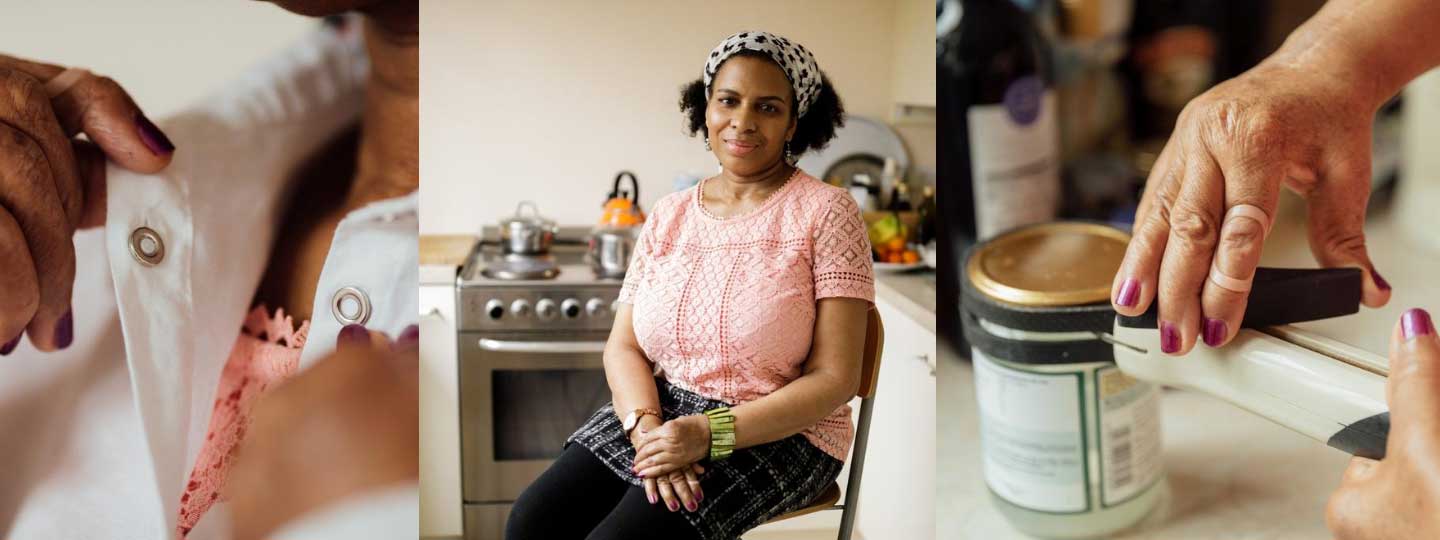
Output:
[{"xmin": 459, "ymin": 331, "xmax": 613, "ymax": 502}]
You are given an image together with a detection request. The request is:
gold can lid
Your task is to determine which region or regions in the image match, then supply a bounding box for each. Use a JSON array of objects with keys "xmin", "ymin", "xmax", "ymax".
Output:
[{"xmin": 966, "ymin": 222, "xmax": 1131, "ymax": 307}]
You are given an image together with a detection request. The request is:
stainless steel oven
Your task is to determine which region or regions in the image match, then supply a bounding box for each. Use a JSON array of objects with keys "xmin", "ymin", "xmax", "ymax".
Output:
[{"xmin": 457, "ymin": 235, "xmax": 620, "ymax": 540}]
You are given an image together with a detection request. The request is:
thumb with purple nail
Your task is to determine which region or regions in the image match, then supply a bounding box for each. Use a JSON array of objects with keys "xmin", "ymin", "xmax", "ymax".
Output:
[
  {"xmin": 1326, "ymin": 308, "xmax": 1440, "ymax": 539},
  {"xmin": 228, "ymin": 321, "xmax": 419, "ymax": 540}
]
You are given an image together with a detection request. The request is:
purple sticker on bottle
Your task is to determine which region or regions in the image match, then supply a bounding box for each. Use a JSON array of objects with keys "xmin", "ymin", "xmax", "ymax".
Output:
[{"xmin": 1003, "ymin": 76, "xmax": 1043, "ymax": 126}]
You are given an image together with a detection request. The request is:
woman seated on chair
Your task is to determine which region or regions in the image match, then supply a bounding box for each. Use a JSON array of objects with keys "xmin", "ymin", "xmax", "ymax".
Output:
[{"xmin": 505, "ymin": 30, "xmax": 874, "ymax": 540}]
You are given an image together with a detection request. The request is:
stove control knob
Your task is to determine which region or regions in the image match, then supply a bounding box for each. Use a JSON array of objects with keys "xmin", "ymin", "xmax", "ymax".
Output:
[
  {"xmin": 510, "ymin": 299, "xmax": 531, "ymax": 318},
  {"xmin": 536, "ymin": 299, "xmax": 558, "ymax": 321},
  {"xmin": 484, "ymin": 299, "xmax": 505, "ymax": 320},
  {"xmin": 561, "ymin": 298, "xmax": 582, "ymax": 319},
  {"xmin": 585, "ymin": 298, "xmax": 609, "ymax": 317}
]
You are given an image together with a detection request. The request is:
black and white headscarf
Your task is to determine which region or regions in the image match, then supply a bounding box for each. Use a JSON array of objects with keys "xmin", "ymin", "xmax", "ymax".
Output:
[{"xmin": 703, "ymin": 31, "xmax": 822, "ymax": 118}]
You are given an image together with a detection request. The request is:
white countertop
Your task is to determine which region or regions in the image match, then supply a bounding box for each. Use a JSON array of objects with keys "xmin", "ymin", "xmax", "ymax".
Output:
[
  {"xmin": 938, "ymin": 346, "xmax": 1349, "ymax": 539},
  {"xmin": 874, "ymin": 269, "xmax": 936, "ymax": 334}
]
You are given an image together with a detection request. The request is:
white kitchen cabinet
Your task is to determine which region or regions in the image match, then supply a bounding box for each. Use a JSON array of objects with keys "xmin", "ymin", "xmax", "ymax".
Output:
[
  {"xmin": 420, "ymin": 267, "xmax": 462, "ymax": 539},
  {"xmin": 854, "ymin": 296, "xmax": 936, "ymax": 540},
  {"xmin": 748, "ymin": 293, "xmax": 935, "ymax": 540}
]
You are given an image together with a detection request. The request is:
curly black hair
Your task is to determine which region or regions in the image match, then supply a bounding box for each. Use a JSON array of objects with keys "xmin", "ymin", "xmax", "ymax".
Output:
[{"xmin": 679, "ymin": 50, "xmax": 845, "ymax": 157}]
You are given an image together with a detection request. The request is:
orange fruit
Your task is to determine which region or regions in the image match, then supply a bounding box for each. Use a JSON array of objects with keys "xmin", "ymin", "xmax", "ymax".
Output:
[
  {"xmin": 902, "ymin": 251, "xmax": 920, "ymax": 264},
  {"xmin": 885, "ymin": 236, "xmax": 906, "ymax": 253}
]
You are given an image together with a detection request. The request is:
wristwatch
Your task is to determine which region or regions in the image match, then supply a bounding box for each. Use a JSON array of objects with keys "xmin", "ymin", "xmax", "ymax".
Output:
[{"xmin": 622, "ymin": 408, "xmax": 662, "ymax": 435}]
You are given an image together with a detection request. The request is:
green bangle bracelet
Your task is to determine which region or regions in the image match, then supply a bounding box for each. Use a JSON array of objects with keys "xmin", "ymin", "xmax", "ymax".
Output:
[{"xmin": 704, "ymin": 407, "xmax": 736, "ymax": 461}]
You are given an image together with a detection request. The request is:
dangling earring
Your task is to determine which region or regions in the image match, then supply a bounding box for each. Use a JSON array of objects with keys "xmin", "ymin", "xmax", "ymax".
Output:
[
  {"xmin": 784, "ymin": 141, "xmax": 794, "ymax": 163},
  {"xmin": 704, "ymin": 136, "xmax": 712, "ymax": 152}
]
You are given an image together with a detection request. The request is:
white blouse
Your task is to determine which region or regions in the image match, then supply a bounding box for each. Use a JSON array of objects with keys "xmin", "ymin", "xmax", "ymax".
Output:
[{"xmin": 0, "ymin": 20, "xmax": 416, "ymax": 540}]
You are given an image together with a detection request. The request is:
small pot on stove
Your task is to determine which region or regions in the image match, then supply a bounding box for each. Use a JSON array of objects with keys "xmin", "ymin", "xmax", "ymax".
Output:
[
  {"xmin": 588, "ymin": 226, "xmax": 634, "ymax": 279},
  {"xmin": 500, "ymin": 201, "xmax": 558, "ymax": 255}
]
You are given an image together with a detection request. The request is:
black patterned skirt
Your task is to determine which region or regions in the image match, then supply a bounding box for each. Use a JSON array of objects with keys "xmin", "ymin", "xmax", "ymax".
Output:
[{"xmin": 565, "ymin": 377, "xmax": 844, "ymax": 540}]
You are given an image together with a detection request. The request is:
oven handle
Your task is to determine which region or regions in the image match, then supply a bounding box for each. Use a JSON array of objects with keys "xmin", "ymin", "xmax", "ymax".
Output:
[{"xmin": 477, "ymin": 338, "xmax": 609, "ymax": 354}]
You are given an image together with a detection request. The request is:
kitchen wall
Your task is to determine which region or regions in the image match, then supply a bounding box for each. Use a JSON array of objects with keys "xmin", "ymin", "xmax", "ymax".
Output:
[
  {"xmin": 0, "ymin": 1, "xmax": 313, "ymax": 119},
  {"xmin": 421, "ymin": 0, "xmax": 935, "ymax": 233}
]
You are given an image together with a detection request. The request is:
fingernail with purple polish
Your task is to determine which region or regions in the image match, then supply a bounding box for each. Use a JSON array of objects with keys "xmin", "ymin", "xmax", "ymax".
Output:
[
  {"xmin": 648, "ymin": 493, "xmax": 657, "ymax": 504},
  {"xmin": 1116, "ymin": 279, "xmax": 1140, "ymax": 308},
  {"xmin": 337, "ymin": 324, "xmax": 369, "ymax": 347},
  {"xmin": 0, "ymin": 334, "xmax": 19, "ymax": 356},
  {"xmin": 686, "ymin": 501, "xmax": 697, "ymax": 511},
  {"xmin": 1373, "ymin": 270, "xmax": 1391, "ymax": 292},
  {"xmin": 669, "ymin": 501, "xmax": 678, "ymax": 511},
  {"xmin": 392, "ymin": 324, "xmax": 419, "ymax": 351},
  {"xmin": 55, "ymin": 310, "xmax": 73, "ymax": 350},
  {"xmin": 135, "ymin": 112, "xmax": 175, "ymax": 156},
  {"xmin": 1203, "ymin": 318, "xmax": 1227, "ymax": 347},
  {"xmin": 1161, "ymin": 321, "xmax": 1180, "ymax": 354},
  {"xmin": 1401, "ymin": 308, "xmax": 1434, "ymax": 341}
]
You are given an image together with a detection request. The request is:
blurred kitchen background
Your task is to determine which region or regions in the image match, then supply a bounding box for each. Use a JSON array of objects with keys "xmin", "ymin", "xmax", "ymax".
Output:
[
  {"xmin": 940, "ymin": 0, "xmax": 1440, "ymax": 538},
  {"xmin": 419, "ymin": 1, "xmax": 937, "ymax": 539}
]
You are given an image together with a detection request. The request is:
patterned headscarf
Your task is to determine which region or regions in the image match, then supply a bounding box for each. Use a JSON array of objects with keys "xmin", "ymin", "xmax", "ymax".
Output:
[{"xmin": 703, "ymin": 31, "xmax": 822, "ymax": 118}]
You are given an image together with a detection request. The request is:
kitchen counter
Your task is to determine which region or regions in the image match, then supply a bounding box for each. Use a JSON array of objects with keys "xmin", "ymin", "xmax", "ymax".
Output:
[
  {"xmin": 874, "ymin": 269, "xmax": 936, "ymax": 334},
  {"xmin": 939, "ymin": 344, "xmax": 1349, "ymax": 539},
  {"xmin": 421, "ymin": 263, "xmax": 459, "ymax": 286},
  {"xmin": 420, "ymin": 234, "xmax": 475, "ymax": 267},
  {"xmin": 420, "ymin": 235, "xmax": 468, "ymax": 286}
]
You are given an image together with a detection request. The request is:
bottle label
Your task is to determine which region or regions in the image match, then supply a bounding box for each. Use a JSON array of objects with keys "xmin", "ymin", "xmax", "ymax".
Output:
[
  {"xmin": 967, "ymin": 85, "xmax": 1059, "ymax": 239},
  {"xmin": 1096, "ymin": 366, "xmax": 1163, "ymax": 507},
  {"xmin": 973, "ymin": 349, "xmax": 1090, "ymax": 513}
]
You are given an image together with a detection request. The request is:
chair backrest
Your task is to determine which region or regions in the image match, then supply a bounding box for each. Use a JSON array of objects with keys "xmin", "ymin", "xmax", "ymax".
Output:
[{"xmin": 856, "ymin": 307, "xmax": 884, "ymax": 399}]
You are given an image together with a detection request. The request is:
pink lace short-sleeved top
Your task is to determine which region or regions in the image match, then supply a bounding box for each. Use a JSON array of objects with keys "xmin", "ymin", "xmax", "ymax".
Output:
[{"xmin": 617, "ymin": 170, "xmax": 875, "ymax": 461}]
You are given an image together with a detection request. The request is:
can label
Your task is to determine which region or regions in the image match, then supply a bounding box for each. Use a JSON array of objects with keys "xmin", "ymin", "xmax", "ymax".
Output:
[
  {"xmin": 1096, "ymin": 366, "xmax": 1163, "ymax": 507},
  {"xmin": 974, "ymin": 349, "xmax": 1090, "ymax": 513},
  {"xmin": 973, "ymin": 350, "xmax": 1163, "ymax": 513}
]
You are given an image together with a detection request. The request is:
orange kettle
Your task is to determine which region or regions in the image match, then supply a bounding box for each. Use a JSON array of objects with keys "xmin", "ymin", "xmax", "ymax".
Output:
[{"xmin": 598, "ymin": 171, "xmax": 645, "ymax": 228}]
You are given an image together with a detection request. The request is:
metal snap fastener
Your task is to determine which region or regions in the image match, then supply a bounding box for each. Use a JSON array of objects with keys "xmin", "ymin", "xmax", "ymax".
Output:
[
  {"xmin": 331, "ymin": 286, "xmax": 372, "ymax": 325},
  {"xmin": 129, "ymin": 227, "xmax": 164, "ymax": 266}
]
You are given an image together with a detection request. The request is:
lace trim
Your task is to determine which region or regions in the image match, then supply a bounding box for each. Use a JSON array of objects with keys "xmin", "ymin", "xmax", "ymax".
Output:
[
  {"xmin": 693, "ymin": 168, "xmax": 801, "ymax": 223},
  {"xmin": 815, "ymin": 270, "xmax": 875, "ymax": 284},
  {"xmin": 241, "ymin": 304, "xmax": 310, "ymax": 349},
  {"xmin": 176, "ymin": 304, "xmax": 308, "ymax": 538}
]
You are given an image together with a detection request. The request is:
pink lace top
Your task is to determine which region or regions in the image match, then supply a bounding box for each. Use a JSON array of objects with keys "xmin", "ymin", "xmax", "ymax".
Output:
[
  {"xmin": 177, "ymin": 306, "xmax": 309, "ymax": 538},
  {"xmin": 618, "ymin": 170, "xmax": 875, "ymax": 461}
]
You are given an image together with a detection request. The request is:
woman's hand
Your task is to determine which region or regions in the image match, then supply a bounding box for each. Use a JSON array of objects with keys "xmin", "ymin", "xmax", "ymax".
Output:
[
  {"xmin": 0, "ymin": 55, "xmax": 174, "ymax": 354},
  {"xmin": 228, "ymin": 326, "xmax": 419, "ymax": 540},
  {"xmin": 641, "ymin": 463, "xmax": 706, "ymax": 513},
  {"xmin": 1111, "ymin": 61, "xmax": 1390, "ymax": 355},
  {"xmin": 1326, "ymin": 309, "xmax": 1440, "ymax": 539},
  {"xmin": 633, "ymin": 414, "xmax": 710, "ymax": 479}
]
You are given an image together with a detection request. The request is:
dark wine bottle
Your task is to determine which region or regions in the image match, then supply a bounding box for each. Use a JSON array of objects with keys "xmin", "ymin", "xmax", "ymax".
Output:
[{"xmin": 937, "ymin": 0, "xmax": 1059, "ymax": 350}]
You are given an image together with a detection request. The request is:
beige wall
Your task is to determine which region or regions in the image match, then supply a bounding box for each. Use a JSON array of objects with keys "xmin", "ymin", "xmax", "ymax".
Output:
[
  {"xmin": 421, "ymin": 0, "xmax": 934, "ymax": 233},
  {"xmin": 0, "ymin": 1, "xmax": 314, "ymax": 119}
]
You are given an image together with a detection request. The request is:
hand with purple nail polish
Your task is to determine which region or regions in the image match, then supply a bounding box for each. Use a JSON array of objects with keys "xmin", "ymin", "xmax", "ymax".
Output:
[
  {"xmin": 1326, "ymin": 308, "xmax": 1440, "ymax": 540},
  {"xmin": 230, "ymin": 322, "xmax": 418, "ymax": 540},
  {"xmin": 1107, "ymin": 0, "xmax": 1408, "ymax": 354},
  {"xmin": 0, "ymin": 54, "xmax": 175, "ymax": 353}
]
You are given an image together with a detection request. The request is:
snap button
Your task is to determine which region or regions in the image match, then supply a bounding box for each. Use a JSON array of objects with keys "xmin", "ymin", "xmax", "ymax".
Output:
[
  {"xmin": 129, "ymin": 227, "xmax": 164, "ymax": 266},
  {"xmin": 331, "ymin": 286, "xmax": 372, "ymax": 325}
]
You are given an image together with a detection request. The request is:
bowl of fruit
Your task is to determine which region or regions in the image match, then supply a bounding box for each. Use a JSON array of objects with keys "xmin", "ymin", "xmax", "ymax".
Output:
[{"xmin": 866, "ymin": 212, "xmax": 926, "ymax": 272}]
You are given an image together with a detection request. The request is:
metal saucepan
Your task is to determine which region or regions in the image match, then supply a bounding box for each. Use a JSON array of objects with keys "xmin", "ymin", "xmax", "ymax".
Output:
[{"xmin": 499, "ymin": 201, "xmax": 558, "ymax": 255}]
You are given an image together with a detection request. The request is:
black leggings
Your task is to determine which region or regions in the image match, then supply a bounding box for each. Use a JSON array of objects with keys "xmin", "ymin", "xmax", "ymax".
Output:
[{"xmin": 506, "ymin": 445, "xmax": 703, "ymax": 540}]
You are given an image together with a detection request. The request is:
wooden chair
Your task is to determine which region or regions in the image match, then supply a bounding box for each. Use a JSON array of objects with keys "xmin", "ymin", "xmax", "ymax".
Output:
[{"xmin": 760, "ymin": 307, "xmax": 884, "ymax": 539}]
